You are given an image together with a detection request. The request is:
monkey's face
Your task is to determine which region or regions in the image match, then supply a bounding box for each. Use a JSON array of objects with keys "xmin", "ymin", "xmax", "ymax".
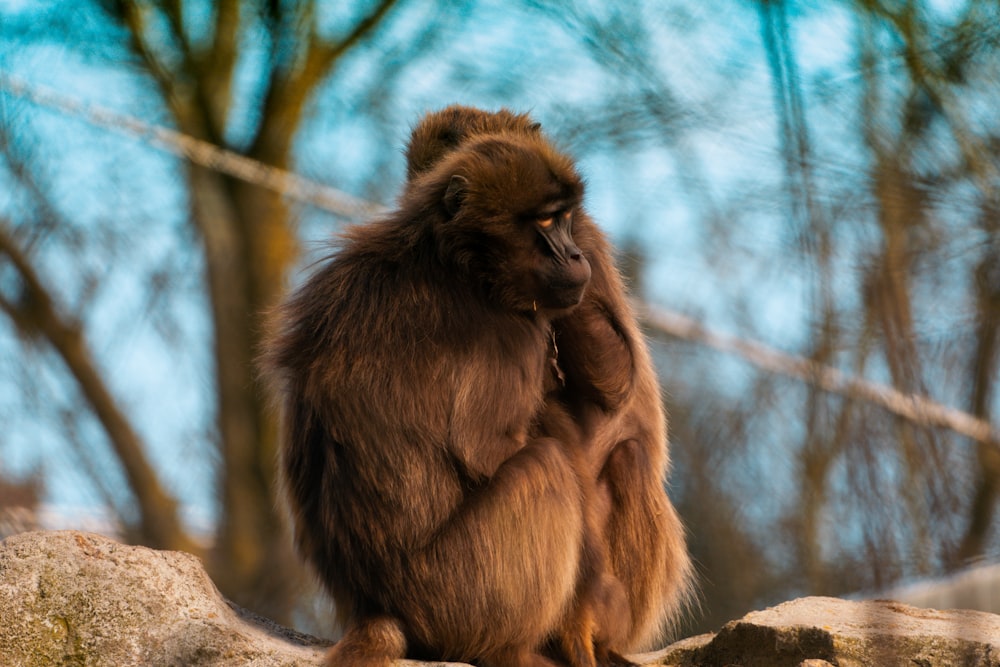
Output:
[
  {"xmin": 529, "ymin": 206, "xmax": 592, "ymax": 310},
  {"xmin": 437, "ymin": 137, "xmax": 592, "ymax": 314}
]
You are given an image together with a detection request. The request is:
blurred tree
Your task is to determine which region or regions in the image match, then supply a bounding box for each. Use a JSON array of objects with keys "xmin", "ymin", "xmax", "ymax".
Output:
[
  {"xmin": 1, "ymin": 0, "xmax": 999, "ymax": 642},
  {"xmin": 530, "ymin": 0, "xmax": 1000, "ymax": 632},
  {"xmin": 0, "ymin": 0, "xmax": 416, "ymax": 623}
]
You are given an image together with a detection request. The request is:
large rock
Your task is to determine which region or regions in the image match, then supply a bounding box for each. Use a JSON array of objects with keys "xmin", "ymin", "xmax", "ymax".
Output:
[
  {"xmin": 885, "ymin": 562, "xmax": 1000, "ymax": 615},
  {"xmin": 2, "ymin": 531, "xmax": 999, "ymax": 666},
  {"xmin": 0, "ymin": 530, "xmax": 328, "ymax": 666},
  {"xmin": 647, "ymin": 596, "xmax": 1000, "ymax": 667}
]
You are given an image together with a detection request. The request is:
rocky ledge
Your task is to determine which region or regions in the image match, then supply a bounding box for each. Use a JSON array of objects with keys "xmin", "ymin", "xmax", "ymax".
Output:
[{"xmin": 1, "ymin": 531, "xmax": 997, "ymax": 667}]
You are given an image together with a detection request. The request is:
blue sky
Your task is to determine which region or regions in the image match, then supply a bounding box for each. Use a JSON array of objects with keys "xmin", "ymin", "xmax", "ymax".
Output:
[
  {"xmin": 1, "ymin": 0, "xmax": 992, "ymax": 574},
  {"xmin": 0, "ymin": 0, "xmax": 887, "ymax": 518}
]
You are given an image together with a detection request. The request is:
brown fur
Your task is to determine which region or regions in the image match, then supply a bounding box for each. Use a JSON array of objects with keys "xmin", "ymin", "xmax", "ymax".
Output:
[
  {"xmin": 403, "ymin": 106, "xmax": 694, "ymax": 655},
  {"xmin": 263, "ymin": 130, "xmax": 599, "ymax": 667}
]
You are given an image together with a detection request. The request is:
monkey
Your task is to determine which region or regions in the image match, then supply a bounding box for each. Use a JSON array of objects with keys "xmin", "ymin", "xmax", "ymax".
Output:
[
  {"xmin": 402, "ymin": 106, "xmax": 694, "ymax": 657},
  {"xmin": 263, "ymin": 130, "xmax": 604, "ymax": 667}
]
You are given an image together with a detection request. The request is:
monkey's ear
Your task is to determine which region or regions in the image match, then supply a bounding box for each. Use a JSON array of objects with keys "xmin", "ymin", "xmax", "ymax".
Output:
[
  {"xmin": 444, "ymin": 175, "xmax": 468, "ymax": 216},
  {"xmin": 528, "ymin": 122, "xmax": 542, "ymax": 133}
]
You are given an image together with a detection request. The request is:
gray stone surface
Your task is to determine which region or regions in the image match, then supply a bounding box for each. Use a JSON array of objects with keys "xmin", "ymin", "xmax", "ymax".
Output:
[
  {"xmin": 3, "ymin": 531, "xmax": 999, "ymax": 666},
  {"xmin": 0, "ymin": 530, "xmax": 328, "ymax": 666},
  {"xmin": 648, "ymin": 596, "xmax": 1000, "ymax": 667}
]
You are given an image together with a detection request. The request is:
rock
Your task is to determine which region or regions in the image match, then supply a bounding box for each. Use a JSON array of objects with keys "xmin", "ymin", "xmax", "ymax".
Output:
[
  {"xmin": 648, "ymin": 596, "xmax": 1000, "ymax": 667},
  {"xmin": 884, "ymin": 562, "xmax": 1000, "ymax": 615},
  {"xmin": 3, "ymin": 531, "xmax": 999, "ymax": 667},
  {"xmin": 0, "ymin": 530, "xmax": 328, "ymax": 666}
]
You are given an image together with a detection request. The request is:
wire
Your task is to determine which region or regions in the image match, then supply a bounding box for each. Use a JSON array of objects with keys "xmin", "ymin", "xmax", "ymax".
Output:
[
  {"xmin": 2, "ymin": 72, "xmax": 997, "ymax": 449},
  {"xmin": 0, "ymin": 73, "xmax": 386, "ymax": 221}
]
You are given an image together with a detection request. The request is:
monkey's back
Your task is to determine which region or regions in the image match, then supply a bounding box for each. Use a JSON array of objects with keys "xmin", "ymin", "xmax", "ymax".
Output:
[{"xmin": 266, "ymin": 218, "xmax": 552, "ymax": 619}]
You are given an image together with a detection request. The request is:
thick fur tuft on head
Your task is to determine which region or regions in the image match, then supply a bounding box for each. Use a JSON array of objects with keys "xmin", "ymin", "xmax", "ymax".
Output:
[{"xmin": 405, "ymin": 104, "xmax": 542, "ymax": 180}]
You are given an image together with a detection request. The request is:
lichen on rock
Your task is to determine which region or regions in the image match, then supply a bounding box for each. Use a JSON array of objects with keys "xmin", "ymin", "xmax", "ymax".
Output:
[{"xmin": 0, "ymin": 530, "xmax": 327, "ymax": 666}]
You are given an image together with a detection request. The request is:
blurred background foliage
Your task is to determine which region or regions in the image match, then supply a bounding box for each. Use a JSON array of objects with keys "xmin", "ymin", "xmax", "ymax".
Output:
[{"xmin": 1, "ymin": 0, "xmax": 999, "ymax": 638}]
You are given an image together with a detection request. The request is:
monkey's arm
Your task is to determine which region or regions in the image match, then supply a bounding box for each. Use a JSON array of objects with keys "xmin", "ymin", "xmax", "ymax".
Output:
[{"xmin": 442, "ymin": 333, "xmax": 552, "ymax": 478}]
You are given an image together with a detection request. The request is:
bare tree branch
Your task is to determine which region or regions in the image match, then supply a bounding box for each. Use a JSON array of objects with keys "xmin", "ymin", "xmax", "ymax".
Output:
[
  {"xmin": 103, "ymin": 0, "xmax": 187, "ymax": 121},
  {"xmin": 251, "ymin": 0, "xmax": 403, "ymax": 162},
  {"xmin": 868, "ymin": 2, "xmax": 999, "ymax": 202},
  {"xmin": 0, "ymin": 220, "xmax": 198, "ymax": 554},
  {"xmin": 198, "ymin": 0, "xmax": 241, "ymax": 136},
  {"xmin": 5, "ymin": 73, "xmax": 995, "ymax": 455},
  {"xmin": 643, "ymin": 304, "xmax": 1000, "ymax": 449},
  {"xmin": 0, "ymin": 74, "xmax": 382, "ymax": 220}
]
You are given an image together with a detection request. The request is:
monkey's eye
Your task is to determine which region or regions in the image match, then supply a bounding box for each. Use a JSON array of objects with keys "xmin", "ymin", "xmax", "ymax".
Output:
[{"xmin": 537, "ymin": 216, "xmax": 554, "ymax": 229}]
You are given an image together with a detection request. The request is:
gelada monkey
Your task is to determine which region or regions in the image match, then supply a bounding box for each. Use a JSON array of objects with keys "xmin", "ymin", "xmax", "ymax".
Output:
[
  {"xmin": 404, "ymin": 106, "xmax": 693, "ymax": 655},
  {"xmin": 265, "ymin": 125, "xmax": 601, "ymax": 667}
]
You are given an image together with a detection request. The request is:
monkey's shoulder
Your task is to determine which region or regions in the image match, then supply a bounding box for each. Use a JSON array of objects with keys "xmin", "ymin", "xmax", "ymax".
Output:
[{"xmin": 299, "ymin": 244, "xmax": 537, "ymax": 359}]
